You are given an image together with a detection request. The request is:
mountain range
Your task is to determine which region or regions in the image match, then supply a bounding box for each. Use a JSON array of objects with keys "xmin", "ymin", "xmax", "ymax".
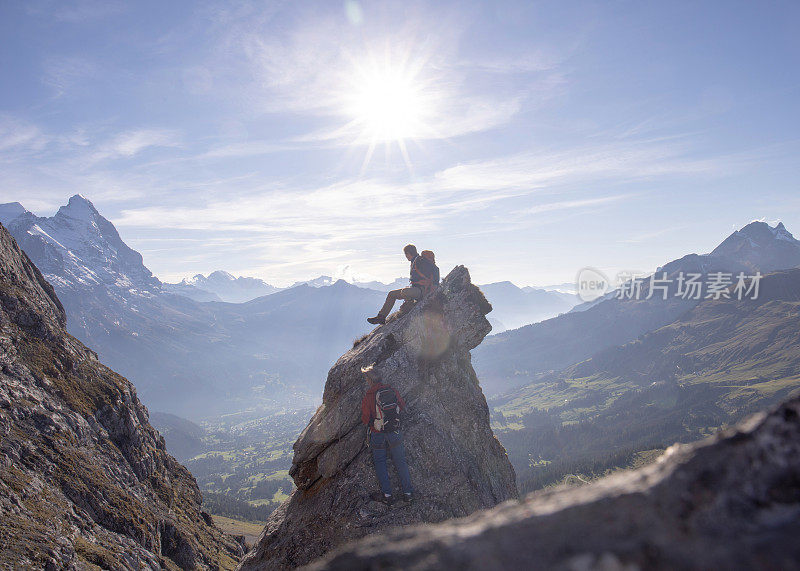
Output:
[
  {"xmin": 3, "ymin": 194, "xmax": 798, "ymax": 570},
  {"xmin": 165, "ymin": 273, "xmax": 577, "ymax": 332},
  {"xmin": 0, "ymin": 195, "xmax": 578, "ymax": 417},
  {"xmin": 164, "ymin": 268, "xmax": 577, "ymax": 332},
  {"xmin": 5, "ymin": 194, "xmax": 796, "ymax": 425},
  {"xmin": 473, "ymin": 220, "xmax": 800, "ymax": 396},
  {"xmin": 163, "ymin": 271, "xmax": 280, "ymax": 303},
  {"xmin": 477, "ymin": 221, "xmax": 800, "ymax": 491},
  {"xmin": 0, "ymin": 196, "xmax": 383, "ymax": 418},
  {"xmin": 478, "ymin": 281, "xmax": 577, "ymax": 331}
]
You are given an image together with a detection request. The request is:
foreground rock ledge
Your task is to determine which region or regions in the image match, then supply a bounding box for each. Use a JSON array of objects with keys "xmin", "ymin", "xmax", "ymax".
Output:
[
  {"xmin": 239, "ymin": 266, "xmax": 517, "ymax": 570},
  {"xmin": 306, "ymin": 394, "xmax": 800, "ymax": 570}
]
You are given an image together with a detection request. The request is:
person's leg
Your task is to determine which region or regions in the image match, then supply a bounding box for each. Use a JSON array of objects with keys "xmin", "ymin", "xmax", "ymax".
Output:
[
  {"xmin": 386, "ymin": 432, "xmax": 413, "ymax": 495},
  {"xmin": 376, "ymin": 289, "xmax": 403, "ymax": 319},
  {"xmin": 402, "ymin": 286, "xmax": 423, "ymax": 301},
  {"xmin": 397, "ymin": 287, "xmax": 423, "ymax": 316},
  {"xmin": 370, "ymin": 432, "xmax": 392, "ymax": 496}
]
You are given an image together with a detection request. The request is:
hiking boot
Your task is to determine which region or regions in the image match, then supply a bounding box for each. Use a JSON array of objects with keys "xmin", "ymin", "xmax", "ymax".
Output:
[
  {"xmin": 367, "ymin": 315, "xmax": 386, "ymax": 325},
  {"xmin": 370, "ymin": 491, "xmax": 393, "ymax": 505},
  {"xmin": 401, "ymin": 492, "xmax": 414, "ymax": 504}
]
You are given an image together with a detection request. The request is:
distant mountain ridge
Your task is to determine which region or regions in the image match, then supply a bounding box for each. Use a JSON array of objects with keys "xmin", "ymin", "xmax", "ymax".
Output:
[
  {"xmin": 474, "ymin": 220, "xmax": 800, "ymax": 396},
  {"xmin": 478, "ymin": 281, "xmax": 578, "ymax": 331},
  {"xmin": 0, "ymin": 195, "xmax": 383, "ymax": 418},
  {"xmin": 164, "ymin": 270, "xmax": 280, "ymax": 303}
]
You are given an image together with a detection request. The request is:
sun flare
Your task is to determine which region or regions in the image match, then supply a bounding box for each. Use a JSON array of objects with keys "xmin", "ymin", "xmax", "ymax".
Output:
[
  {"xmin": 350, "ymin": 69, "xmax": 427, "ymax": 142},
  {"xmin": 341, "ymin": 52, "xmax": 439, "ymax": 168}
]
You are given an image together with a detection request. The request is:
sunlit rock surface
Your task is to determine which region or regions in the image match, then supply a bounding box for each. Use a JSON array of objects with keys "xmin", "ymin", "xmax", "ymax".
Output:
[
  {"xmin": 239, "ymin": 265, "xmax": 517, "ymax": 570},
  {"xmin": 0, "ymin": 223, "xmax": 242, "ymax": 569}
]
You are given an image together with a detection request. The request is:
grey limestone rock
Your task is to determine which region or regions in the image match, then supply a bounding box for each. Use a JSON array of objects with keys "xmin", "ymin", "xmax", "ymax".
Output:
[{"xmin": 239, "ymin": 265, "xmax": 518, "ymax": 570}]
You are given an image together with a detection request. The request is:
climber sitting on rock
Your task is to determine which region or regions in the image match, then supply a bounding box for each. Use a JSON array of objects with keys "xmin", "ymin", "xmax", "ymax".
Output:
[
  {"xmin": 360, "ymin": 364, "xmax": 413, "ymax": 505},
  {"xmin": 367, "ymin": 244, "xmax": 440, "ymax": 325}
]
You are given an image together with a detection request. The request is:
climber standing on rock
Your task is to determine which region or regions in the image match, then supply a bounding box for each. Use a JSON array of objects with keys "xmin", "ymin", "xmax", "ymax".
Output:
[
  {"xmin": 367, "ymin": 244, "xmax": 440, "ymax": 325},
  {"xmin": 360, "ymin": 364, "xmax": 414, "ymax": 505}
]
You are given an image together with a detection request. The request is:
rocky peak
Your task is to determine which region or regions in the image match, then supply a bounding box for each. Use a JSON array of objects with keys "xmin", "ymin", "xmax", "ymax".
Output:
[
  {"xmin": 292, "ymin": 275, "xmax": 335, "ymax": 288},
  {"xmin": 239, "ymin": 265, "xmax": 517, "ymax": 570},
  {"xmin": 5, "ymin": 195, "xmax": 160, "ymax": 293},
  {"xmin": 206, "ymin": 270, "xmax": 237, "ymax": 282},
  {"xmin": 710, "ymin": 220, "xmax": 800, "ymax": 273},
  {"xmin": 308, "ymin": 394, "xmax": 800, "ymax": 570},
  {"xmin": 0, "ymin": 202, "xmax": 29, "ymax": 226},
  {"xmin": 735, "ymin": 220, "xmax": 798, "ymax": 244},
  {"xmin": 0, "ymin": 223, "xmax": 242, "ymax": 568},
  {"xmin": 54, "ymin": 194, "xmax": 100, "ymax": 222},
  {"xmin": 772, "ymin": 221, "xmax": 796, "ymax": 241}
]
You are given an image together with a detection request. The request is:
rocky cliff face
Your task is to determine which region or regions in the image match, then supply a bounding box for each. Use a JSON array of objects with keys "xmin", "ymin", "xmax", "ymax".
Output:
[
  {"xmin": 308, "ymin": 394, "xmax": 800, "ymax": 570},
  {"xmin": 0, "ymin": 222, "xmax": 242, "ymax": 569},
  {"xmin": 239, "ymin": 266, "xmax": 518, "ymax": 570}
]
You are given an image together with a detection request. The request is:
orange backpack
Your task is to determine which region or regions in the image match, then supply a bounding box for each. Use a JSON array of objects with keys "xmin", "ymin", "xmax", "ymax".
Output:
[{"xmin": 421, "ymin": 250, "xmax": 435, "ymax": 264}]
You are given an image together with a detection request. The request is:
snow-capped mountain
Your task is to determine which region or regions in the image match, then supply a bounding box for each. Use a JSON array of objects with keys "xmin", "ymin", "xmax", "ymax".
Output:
[
  {"xmin": 2, "ymin": 194, "xmax": 160, "ymax": 294},
  {"xmin": 164, "ymin": 270, "xmax": 281, "ymax": 303},
  {"xmin": 353, "ymin": 277, "xmax": 409, "ymax": 292},
  {"xmin": 0, "ymin": 195, "xmax": 383, "ymax": 418},
  {"xmin": 291, "ymin": 275, "xmax": 337, "ymax": 288},
  {"xmin": 0, "ymin": 201, "xmax": 29, "ymax": 225},
  {"xmin": 292, "ymin": 275, "xmax": 408, "ymax": 292}
]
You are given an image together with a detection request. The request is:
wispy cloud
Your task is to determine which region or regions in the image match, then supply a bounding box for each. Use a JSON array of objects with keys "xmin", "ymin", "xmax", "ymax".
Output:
[
  {"xmin": 435, "ymin": 139, "xmax": 731, "ymax": 192},
  {"xmin": 109, "ymin": 131, "xmax": 740, "ymax": 282},
  {"xmin": 92, "ymin": 129, "xmax": 183, "ymax": 161},
  {"xmin": 0, "ymin": 116, "xmax": 48, "ymax": 154},
  {"xmin": 520, "ymin": 194, "xmax": 632, "ymax": 215}
]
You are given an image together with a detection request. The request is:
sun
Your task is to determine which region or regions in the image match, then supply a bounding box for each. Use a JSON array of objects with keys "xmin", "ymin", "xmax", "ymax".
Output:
[
  {"xmin": 341, "ymin": 52, "xmax": 438, "ymax": 169},
  {"xmin": 350, "ymin": 69, "xmax": 426, "ymax": 143}
]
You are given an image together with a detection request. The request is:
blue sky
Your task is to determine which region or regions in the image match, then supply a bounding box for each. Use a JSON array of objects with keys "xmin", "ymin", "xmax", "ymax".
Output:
[{"xmin": 1, "ymin": 0, "xmax": 799, "ymax": 286}]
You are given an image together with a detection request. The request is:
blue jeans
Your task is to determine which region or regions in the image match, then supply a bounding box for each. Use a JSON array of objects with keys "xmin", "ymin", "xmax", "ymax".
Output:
[{"xmin": 370, "ymin": 431, "xmax": 413, "ymax": 496}]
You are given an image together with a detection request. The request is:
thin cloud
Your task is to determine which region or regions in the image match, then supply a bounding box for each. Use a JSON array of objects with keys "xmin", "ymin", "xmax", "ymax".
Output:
[
  {"xmin": 520, "ymin": 194, "xmax": 633, "ymax": 215},
  {"xmin": 92, "ymin": 129, "xmax": 183, "ymax": 161},
  {"xmin": 0, "ymin": 116, "xmax": 49, "ymax": 154},
  {"xmin": 435, "ymin": 139, "xmax": 734, "ymax": 193}
]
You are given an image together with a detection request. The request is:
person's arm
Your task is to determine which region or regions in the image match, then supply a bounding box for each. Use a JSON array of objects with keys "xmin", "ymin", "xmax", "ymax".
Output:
[
  {"xmin": 361, "ymin": 394, "xmax": 372, "ymax": 425},
  {"xmin": 394, "ymin": 389, "xmax": 406, "ymax": 411}
]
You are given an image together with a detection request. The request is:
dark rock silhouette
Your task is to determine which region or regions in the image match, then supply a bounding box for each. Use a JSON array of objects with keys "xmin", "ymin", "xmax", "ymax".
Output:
[
  {"xmin": 0, "ymin": 223, "xmax": 242, "ymax": 569},
  {"xmin": 239, "ymin": 266, "xmax": 517, "ymax": 570},
  {"xmin": 306, "ymin": 394, "xmax": 800, "ymax": 570}
]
